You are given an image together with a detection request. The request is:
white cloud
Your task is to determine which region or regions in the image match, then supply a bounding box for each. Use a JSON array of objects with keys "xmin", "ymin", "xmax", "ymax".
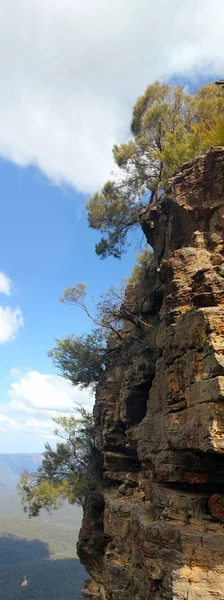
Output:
[
  {"xmin": 0, "ymin": 370, "xmax": 94, "ymax": 452},
  {"xmin": 0, "ymin": 272, "xmax": 12, "ymax": 296},
  {"xmin": 9, "ymin": 367, "xmax": 23, "ymax": 379},
  {"xmin": 0, "ymin": 306, "xmax": 23, "ymax": 343},
  {"xmin": 0, "ymin": 273, "xmax": 23, "ymax": 343},
  {"xmin": 0, "ymin": 0, "xmax": 223, "ymax": 192}
]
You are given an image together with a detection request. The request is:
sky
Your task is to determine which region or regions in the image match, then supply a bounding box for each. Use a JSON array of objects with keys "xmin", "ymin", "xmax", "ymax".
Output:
[{"xmin": 0, "ymin": 0, "xmax": 224, "ymax": 453}]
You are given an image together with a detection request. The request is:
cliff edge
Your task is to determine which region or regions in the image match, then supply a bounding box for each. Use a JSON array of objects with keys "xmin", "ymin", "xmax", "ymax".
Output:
[{"xmin": 78, "ymin": 147, "xmax": 224, "ymax": 600}]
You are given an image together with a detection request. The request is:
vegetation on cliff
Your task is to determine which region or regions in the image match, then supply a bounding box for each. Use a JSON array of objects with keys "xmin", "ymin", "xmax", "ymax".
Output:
[
  {"xmin": 87, "ymin": 81, "xmax": 224, "ymax": 258},
  {"xmin": 19, "ymin": 246, "xmax": 154, "ymax": 516},
  {"xmin": 18, "ymin": 80, "xmax": 224, "ymax": 521},
  {"xmin": 18, "ymin": 408, "xmax": 100, "ymax": 517},
  {"xmin": 50, "ymin": 245, "xmax": 153, "ymax": 390}
]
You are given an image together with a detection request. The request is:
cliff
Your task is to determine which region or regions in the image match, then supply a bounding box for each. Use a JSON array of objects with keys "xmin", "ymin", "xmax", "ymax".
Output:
[{"xmin": 78, "ymin": 147, "xmax": 224, "ymax": 600}]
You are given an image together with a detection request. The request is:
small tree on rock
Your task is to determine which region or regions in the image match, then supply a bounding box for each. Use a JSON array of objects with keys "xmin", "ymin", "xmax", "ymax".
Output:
[{"xmin": 18, "ymin": 407, "xmax": 101, "ymax": 517}]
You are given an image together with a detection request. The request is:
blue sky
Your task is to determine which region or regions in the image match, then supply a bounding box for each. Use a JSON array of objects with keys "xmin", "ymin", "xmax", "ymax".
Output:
[
  {"xmin": 0, "ymin": 161, "xmax": 139, "ymax": 452},
  {"xmin": 0, "ymin": 0, "xmax": 224, "ymax": 453},
  {"xmin": 0, "ymin": 160, "xmax": 138, "ymax": 380}
]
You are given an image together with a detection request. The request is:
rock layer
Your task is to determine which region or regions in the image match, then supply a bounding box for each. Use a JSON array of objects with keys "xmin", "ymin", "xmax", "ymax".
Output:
[{"xmin": 78, "ymin": 148, "xmax": 224, "ymax": 600}]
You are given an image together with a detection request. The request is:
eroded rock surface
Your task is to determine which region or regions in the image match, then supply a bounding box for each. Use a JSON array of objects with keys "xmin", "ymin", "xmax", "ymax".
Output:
[{"xmin": 79, "ymin": 148, "xmax": 224, "ymax": 599}]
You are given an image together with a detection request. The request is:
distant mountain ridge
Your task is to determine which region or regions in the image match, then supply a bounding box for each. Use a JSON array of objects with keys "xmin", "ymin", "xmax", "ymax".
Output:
[{"xmin": 0, "ymin": 454, "xmax": 42, "ymax": 491}]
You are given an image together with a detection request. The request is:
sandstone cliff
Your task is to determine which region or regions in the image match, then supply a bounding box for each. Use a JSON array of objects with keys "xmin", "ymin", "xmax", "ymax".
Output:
[{"xmin": 78, "ymin": 147, "xmax": 224, "ymax": 600}]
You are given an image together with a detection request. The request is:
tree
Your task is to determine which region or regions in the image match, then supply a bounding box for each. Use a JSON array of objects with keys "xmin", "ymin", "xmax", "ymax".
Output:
[
  {"xmin": 18, "ymin": 247, "xmax": 156, "ymax": 518},
  {"xmin": 50, "ymin": 248, "xmax": 155, "ymax": 389},
  {"xmin": 49, "ymin": 330, "xmax": 107, "ymax": 390},
  {"xmin": 87, "ymin": 81, "xmax": 224, "ymax": 258},
  {"xmin": 59, "ymin": 283, "xmax": 123, "ymax": 341},
  {"xmin": 126, "ymin": 245, "xmax": 154, "ymax": 287},
  {"xmin": 49, "ymin": 283, "xmax": 125, "ymax": 390},
  {"xmin": 18, "ymin": 407, "xmax": 101, "ymax": 517}
]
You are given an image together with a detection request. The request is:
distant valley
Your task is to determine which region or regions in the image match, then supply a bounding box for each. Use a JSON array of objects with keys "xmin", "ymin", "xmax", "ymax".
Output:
[
  {"xmin": 0, "ymin": 454, "xmax": 42, "ymax": 490},
  {"xmin": 0, "ymin": 454, "xmax": 86, "ymax": 600}
]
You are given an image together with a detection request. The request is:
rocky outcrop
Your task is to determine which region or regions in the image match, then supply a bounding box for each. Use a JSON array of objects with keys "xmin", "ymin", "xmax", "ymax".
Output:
[{"xmin": 78, "ymin": 148, "xmax": 224, "ymax": 599}]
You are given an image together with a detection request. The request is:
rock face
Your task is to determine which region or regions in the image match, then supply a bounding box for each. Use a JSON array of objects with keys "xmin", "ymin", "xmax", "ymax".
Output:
[{"xmin": 78, "ymin": 148, "xmax": 224, "ymax": 600}]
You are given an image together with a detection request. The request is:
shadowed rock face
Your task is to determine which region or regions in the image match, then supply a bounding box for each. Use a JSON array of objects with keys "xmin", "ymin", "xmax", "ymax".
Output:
[{"xmin": 78, "ymin": 148, "xmax": 224, "ymax": 600}]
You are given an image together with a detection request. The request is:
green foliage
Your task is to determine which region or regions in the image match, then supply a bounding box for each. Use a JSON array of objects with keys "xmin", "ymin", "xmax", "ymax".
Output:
[
  {"xmin": 126, "ymin": 246, "xmax": 154, "ymax": 287},
  {"xmin": 49, "ymin": 330, "xmax": 106, "ymax": 389},
  {"xmin": 87, "ymin": 81, "xmax": 224, "ymax": 258},
  {"xmin": 51, "ymin": 246, "xmax": 157, "ymax": 391},
  {"xmin": 50, "ymin": 280, "xmax": 129, "ymax": 388},
  {"xmin": 18, "ymin": 410, "xmax": 100, "ymax": 517},
  {"xmin": 59, "ymin": 282, "xmax": 87, "ymax": 308},
  {"xmin": 51, "ymin": 253, "xmax": 156, "ymax": 389},
  {"xmin": 18, "ymin": 473, "xmax": 69, "ymax": 517},
  {"xmin": 59, "ymin": 282, "xmax": 125, "ymax": 340},
  {"xmin": 87, "ymin": 184, "xmax": 138, "ymax": 259},
  {"xmin": 201, "ymin": 114, "xmax": 224, "ymax": 148}
]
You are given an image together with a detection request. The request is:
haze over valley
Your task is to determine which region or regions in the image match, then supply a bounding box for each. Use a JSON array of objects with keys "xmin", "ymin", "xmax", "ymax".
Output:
[{"xmin": 0, "ymin": 454, "xmax": 85, "ymax": 600}]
